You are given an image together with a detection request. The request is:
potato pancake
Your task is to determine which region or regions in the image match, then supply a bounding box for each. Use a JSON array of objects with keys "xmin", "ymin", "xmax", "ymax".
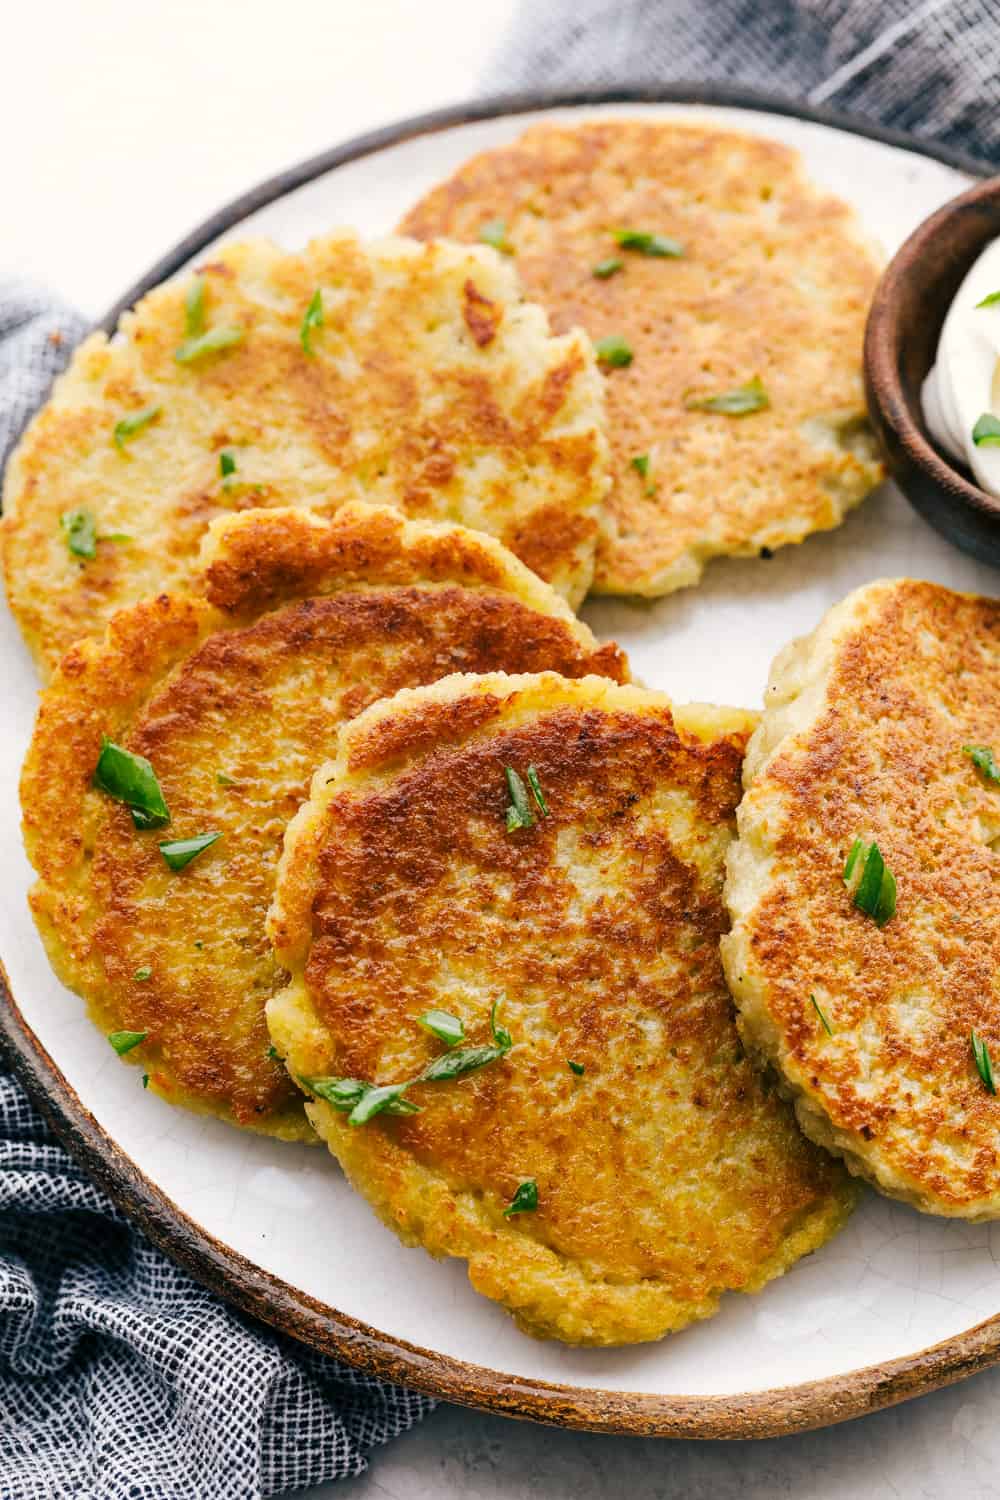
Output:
[
  {"xmin": 21, "ymin": 505, "xmax": 626, "ymax": 1139},
  {"xmin": 268, "ymin": 672, "xmax": 855, "ymax": 1341},
  {"xmin": 400, "ymin": 119, "xmax": 883, "ymax": 597},
  {"xmin": 724, "ymin": 580, "xmax": 1000, "ymax": 1218},
  {"xmin": 3, "ymin": 233, "xmax": 609, "ymax": 672}
]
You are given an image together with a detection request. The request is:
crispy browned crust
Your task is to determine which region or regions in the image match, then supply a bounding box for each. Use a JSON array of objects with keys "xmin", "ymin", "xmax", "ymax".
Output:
[
  {"xmin": 268, "ymin": 674, "xmax": 855, "ymax": 1343},
  {"xmin": 20, "ymin": 505, "xmax": 627, "ymax": 1139},
  {"xmin": 2, "ymin": 233, "xmax": 610, "ymax": 673},
  {"xmin": 400, "ymin": 119, "xmax": 883, "ymax": 596},
  {"xmin": 723, "ymin": 579, "xmax": 1000, "ymax": 1218}
]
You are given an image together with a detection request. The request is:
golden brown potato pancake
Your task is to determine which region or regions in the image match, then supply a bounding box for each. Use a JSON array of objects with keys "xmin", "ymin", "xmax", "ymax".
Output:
[
  {"xmin": 21, "ymin": 505, "xmax": 627, "ymax": 1139},
  {"xmin": 4, "ymin": 233, "xmax": 609, "ymax": 672},
  {"xmin": 724, "ymin": 580, "xmax": 1000, "ymax": 1218},
  {"xmin": 268, "ymin": 672, "xmax": 855, "ymax": 1341},
  {"xmin": 400, "ymin": 119, "xmax": 883, "ymax": 596}
]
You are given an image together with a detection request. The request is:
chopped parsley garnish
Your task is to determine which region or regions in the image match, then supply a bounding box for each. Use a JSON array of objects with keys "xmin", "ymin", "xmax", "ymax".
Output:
[
  {"xmin": 94, "ymin": 738, "xmax": 170, "ymax": 829},
  {"xmin": 216, "ymin": 770, "xmax": 237, "ymax": 786},
  {"xmin": 613, "ymin": 229, "xmax": 684, "ymax": 258},
  {"xmin": 142, "ymin": 1074, "xmax": 150, "ymax": 1088},
  {"xmin": 158, "ymin": 831, "xmax": 220, "ymax": 871},
  {"xmin": 505, "ymin": 767, "xmax": 535, "ymax": 831},
  {"xmin": 843, "ymin": 838, "xmax": 896, "ymax": 927},
  {"xmin": 594, "ymin": 334, "xmax": 633, "ymax": 368},
  {"xmin": 60, "ymin": 508, "xmax": 97, "ymax": 559},
  {"xmin": 972, "ymin": 1030, "xmax": 996, "ymax": 1095},
  {"xmin": 108, "ymin": 1030, "xmax": 147, "ymax": 1055},
  {"xmin": 133, "ymin": 967, "xmax": 152, "ymax": 982},
  {"xmin": 185, "ymin": 277, "xmax": 206, "ymax": 338},
  {"xmin": 418, "ymin": 1009, "xmax": 465, "ymax": 1048},
  {"xmin": 568, "ymin": 1060, "xmax": 585, "ymax": 1076},
  {"xmin": 266, "ymin": 1045, "xmax": 281, "ymax": 1061},
  {"xmin": 964, "ymin": 744, "xmax": 1000, "ymax": 784},
  {"xmin": 113, "ymin": 404, "xmax": 161, "ymax": 452},
  {"xmin": 592, "ymin": 256, "xmax": 623, "ymax": 279},
  {"xmin": 300, "ymin": 289, "xmax": 324, "ymax": 355},
  {"xmin": 219, "ymin": 450, "xmax": 237, "ymax": 479},
  {"xmin": 972, "ymin": 413, "xmax": 1000, "ymax": 446},
  {"xmin": 810, "ymin": 994, "xmax": 833, "ymax": 1036},
  {"xmin": 504, "ymin": 1179, "xmax": 538, "ymax": 1216},
  {"xmin": 975, "ymin": 290, "xmax": 1000, "ymax": 308},
  {"xmin": 526, "ymin": 766, "xmax": 549, "ymax": 817},
  {"xmin": 175, "ymin": 326, "xmax": 244, "ymax": 364},
  {"xmin": 685, "ymin": 377, "xmax": 770, "ymax": 415},
  {"xmin": 478, "ymin": 218, "xmax": 513, "ymax": 254}
]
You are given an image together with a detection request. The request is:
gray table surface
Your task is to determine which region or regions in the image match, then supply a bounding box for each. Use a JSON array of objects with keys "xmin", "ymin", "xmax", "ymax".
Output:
[{"xmin": 317, "ymin": 1364, "xmax": 1000, "ymax": 1499}]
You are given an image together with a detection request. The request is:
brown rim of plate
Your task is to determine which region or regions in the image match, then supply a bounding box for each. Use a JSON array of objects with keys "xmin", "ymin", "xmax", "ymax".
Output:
[{"xmin": 1, "ymin": 87, "xmax": 993, "ymax": 1439}]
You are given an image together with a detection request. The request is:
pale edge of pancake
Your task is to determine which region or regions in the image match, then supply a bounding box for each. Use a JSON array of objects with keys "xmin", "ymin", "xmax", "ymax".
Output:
[
  {"xmin": 721, "ymin": 577, "xmax": 983, "ymax": 1214},
  {"xmin": 266, "ymin": 671, "xmax": 853, "ymax": 1344},
  {"xmin": 20, "ymin": 504, "xmax": 611, "ymax": 1144}
]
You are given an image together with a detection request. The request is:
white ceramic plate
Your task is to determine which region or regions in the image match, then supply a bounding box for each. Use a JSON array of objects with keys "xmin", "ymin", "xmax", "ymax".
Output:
[{"xmin": 4, "ymin": 89, "xmax": 997, "ymax": 1438}]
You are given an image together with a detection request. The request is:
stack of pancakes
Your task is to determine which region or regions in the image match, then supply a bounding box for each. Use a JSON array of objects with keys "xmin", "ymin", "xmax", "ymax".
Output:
[{"xmin": 8, "ymin": 119, "xmax": 996, "ymax": 1349}]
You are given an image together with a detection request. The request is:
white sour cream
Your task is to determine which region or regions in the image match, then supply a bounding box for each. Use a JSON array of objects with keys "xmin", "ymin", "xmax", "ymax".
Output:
[{"xmin": 922, "ymin": 236, "xmax": 1000, "ymax": 497}]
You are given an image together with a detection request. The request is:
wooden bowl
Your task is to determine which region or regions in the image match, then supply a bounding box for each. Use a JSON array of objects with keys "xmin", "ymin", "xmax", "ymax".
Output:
[{"xmin": 864, "ymin": 175, "xmax": 1000, "ymax": 566}]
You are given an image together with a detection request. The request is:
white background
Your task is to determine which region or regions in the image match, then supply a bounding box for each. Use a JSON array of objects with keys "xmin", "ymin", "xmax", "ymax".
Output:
[{"xmin": 6, "ymin": 5, "xmax": 1000, "ymax": 1498}]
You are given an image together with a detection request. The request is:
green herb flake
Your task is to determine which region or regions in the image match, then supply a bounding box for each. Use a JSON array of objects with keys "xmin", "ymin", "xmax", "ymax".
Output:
[
  {"xmin": 526, "ymin": 766, "xmax": 549, "ymax": 817},
  {"xmin": 478, "ymin": 218, "xmax": 513, "ymax": 254},
  {"xmin": 216, "ymin": 770, "xmax": 237, "ymax": 786},
  {"xmin": 60, "ymin": 508, "xmax": 97, "ymax": 560},
  {"xmin": 219, "ymin": 450, "xmax": 237, "ymax": 479},
  {"xmin": 972, "ymin": 413, "xmax": 1000, "ymax": 446},
  {"xmin": 418, "ymin": 1009, "xmax": 465, "ymax": 1048},
  {"xmin": 504, "ymin": 1179, "xmax": 538, "ymax": 1217},
  {"xmin": 972, "ymin": 1029, "xmax": 997, "ymax": 1095},
  {"xmin": 300, "ymin": 288, "xmax": 324, "ymax": 355},
  {"xmin": 613, "ymin": 229, "xmax": 684, "ymax": 258},
  {"xmin": 185, "ymin": 277, "xmax": 206, "ymax": 338},
  {"xmin": 175, "ymin": 326, "xmax": 244, "ymax": 365},
  {"xmin": 158, "ymin": 831, "xmax": 221, "ymax": 871},
  {"xmin": 419, "ymin": 1043, "xmax": 510, "ymax": 1084},
  {"xmin": 843, "ymin": 838, "xmax": 864, "ymax": 882},
  {"xmin": 349, "ymin": 1082, "xmax": 414, "ymax": 1126},
  {"xmin": 810, "ymin": 994, "xmax": 833, "ymax": 1036},
  {"xmin": 490, "ymin": 998, "xmax": 513, "ymax": 1053},
  {"xmin": 108, "ymin": 1029, "xmax": 147, "ymax": 1055},
  {"xmin": 592, "ymin": 256, "xmax": 624, "ymax": 279},
  {"xmin": 568, "ymin": 1060, "xmax": 585, "ymax": 1076},
  {"xmin": 113, "ymin": 404, "xmax": 161, "ymax": 452},
  {"xmin": 304, "ymin": 1076, "xmax": 420, "ymax": 1119},
  {"xmin": 843, "ymin": 838, "xmax": 897, "ymax": 926},
  {"xmin": 594, "ymin": 334, "xmax": 633, "ymax": 368},
  {"xmin": 505, "ymin": 767, "xmax": 535, "ymax": 831},
  {"xmin": 975, "ymin": 290, "xmax": 1000, "ymax": 309},
  {"xmin": 685, "ymin": 376, "xmax": 770, "ymax": 415},
  {"xmin": 142, "ymin": 1074, "xmax": 150, "ymax": 1089},
  {"xmin": 630, "ymin": 452, "xmax": 656, "ymax": 494},
  {"xmin": 94, "ymin": 738, "xmax": 170, "ymax": 829},
  {"xmin": 266, "ymin": 1045, "xmax": 281, "ymax": 1061},
  {"xmin": 133, "ymin": 966, "xmax": 152, "ymax": 982},
  {"xmin": 964, "ymin": 744, "xmax": 1000, "ymax": 784}
]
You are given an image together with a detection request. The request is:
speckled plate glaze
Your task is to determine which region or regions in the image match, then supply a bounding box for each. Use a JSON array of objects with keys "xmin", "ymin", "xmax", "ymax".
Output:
[{"xmin": 3, "ymin": 88, "xmax": 998, "ymax": 1439}]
